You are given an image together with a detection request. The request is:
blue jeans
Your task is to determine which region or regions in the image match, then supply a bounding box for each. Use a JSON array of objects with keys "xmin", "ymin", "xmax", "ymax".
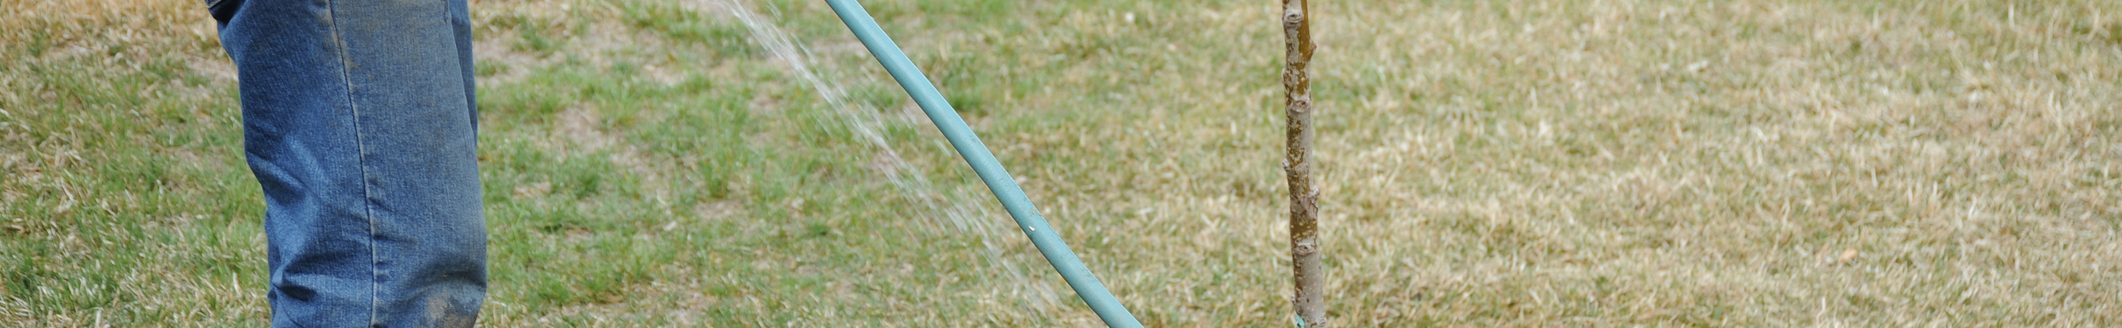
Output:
[{"xmin": 208, "ymin": 0, "xmax": 486, "ymax": 326}]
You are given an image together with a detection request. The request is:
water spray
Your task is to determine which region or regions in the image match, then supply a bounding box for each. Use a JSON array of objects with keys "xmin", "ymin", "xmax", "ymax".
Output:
[{"xmin": 825, "ymin": 1, "xmax": 1144, "ymax": 326}]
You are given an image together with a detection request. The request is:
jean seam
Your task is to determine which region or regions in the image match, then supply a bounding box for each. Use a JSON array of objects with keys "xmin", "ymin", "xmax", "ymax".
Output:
[{"xmin": 318, "ymin": 0, "xmax": 382, "ymax": 326}]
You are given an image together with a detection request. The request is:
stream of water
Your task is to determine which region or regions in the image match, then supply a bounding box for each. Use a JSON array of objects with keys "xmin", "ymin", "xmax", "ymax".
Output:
[{"xmin": 706, "ymin": 0, "xmax": 1060, "ymax": 311}]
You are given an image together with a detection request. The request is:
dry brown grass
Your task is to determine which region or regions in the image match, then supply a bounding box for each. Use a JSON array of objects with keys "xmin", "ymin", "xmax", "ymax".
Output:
[{"xmin": 1080, "ymin": 1, "xmax": 2122, "ymax": 325}]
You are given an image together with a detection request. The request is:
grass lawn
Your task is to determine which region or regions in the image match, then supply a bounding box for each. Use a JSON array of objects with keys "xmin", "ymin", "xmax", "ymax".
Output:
[{"xmin": 5, "ymin": 0, "xmax": 2120, "ymax": 326}]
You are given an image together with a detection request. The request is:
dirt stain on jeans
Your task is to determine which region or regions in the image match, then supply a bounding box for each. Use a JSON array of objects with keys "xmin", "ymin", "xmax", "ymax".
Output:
[{"xmin": 426, "ymin": 293, "xmax": 481, "ymax": 328}]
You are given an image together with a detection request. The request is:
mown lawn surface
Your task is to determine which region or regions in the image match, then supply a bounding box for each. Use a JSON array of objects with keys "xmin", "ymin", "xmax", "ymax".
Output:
[{"xmin": 5, "ymin": 0, "xmax": 2120, "ymax": 326}]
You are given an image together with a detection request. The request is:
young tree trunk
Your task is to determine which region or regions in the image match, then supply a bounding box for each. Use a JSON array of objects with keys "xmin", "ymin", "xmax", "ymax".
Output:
[{"xmin": 1279, "ymin": 0, "xmax": 1325, "ymax": 326}]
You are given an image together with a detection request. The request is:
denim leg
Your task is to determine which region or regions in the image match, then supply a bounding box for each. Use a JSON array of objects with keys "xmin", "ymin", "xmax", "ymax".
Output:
[{"xmin": 211, "ymin": 0, "xmax": 486, "ymax": 327}]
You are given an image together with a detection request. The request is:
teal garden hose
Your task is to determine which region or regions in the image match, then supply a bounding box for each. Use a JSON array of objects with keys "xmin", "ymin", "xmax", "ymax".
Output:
[{"xmin": 825, "ymin": 1, "xmax": 1145, "ymax": 326}]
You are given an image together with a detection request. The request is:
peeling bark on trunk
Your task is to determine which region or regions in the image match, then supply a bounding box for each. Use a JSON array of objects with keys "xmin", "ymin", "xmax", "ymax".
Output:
[{"xmin": 1280, "ymin": 0, "xmax": 1325, "ymax": 326}]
